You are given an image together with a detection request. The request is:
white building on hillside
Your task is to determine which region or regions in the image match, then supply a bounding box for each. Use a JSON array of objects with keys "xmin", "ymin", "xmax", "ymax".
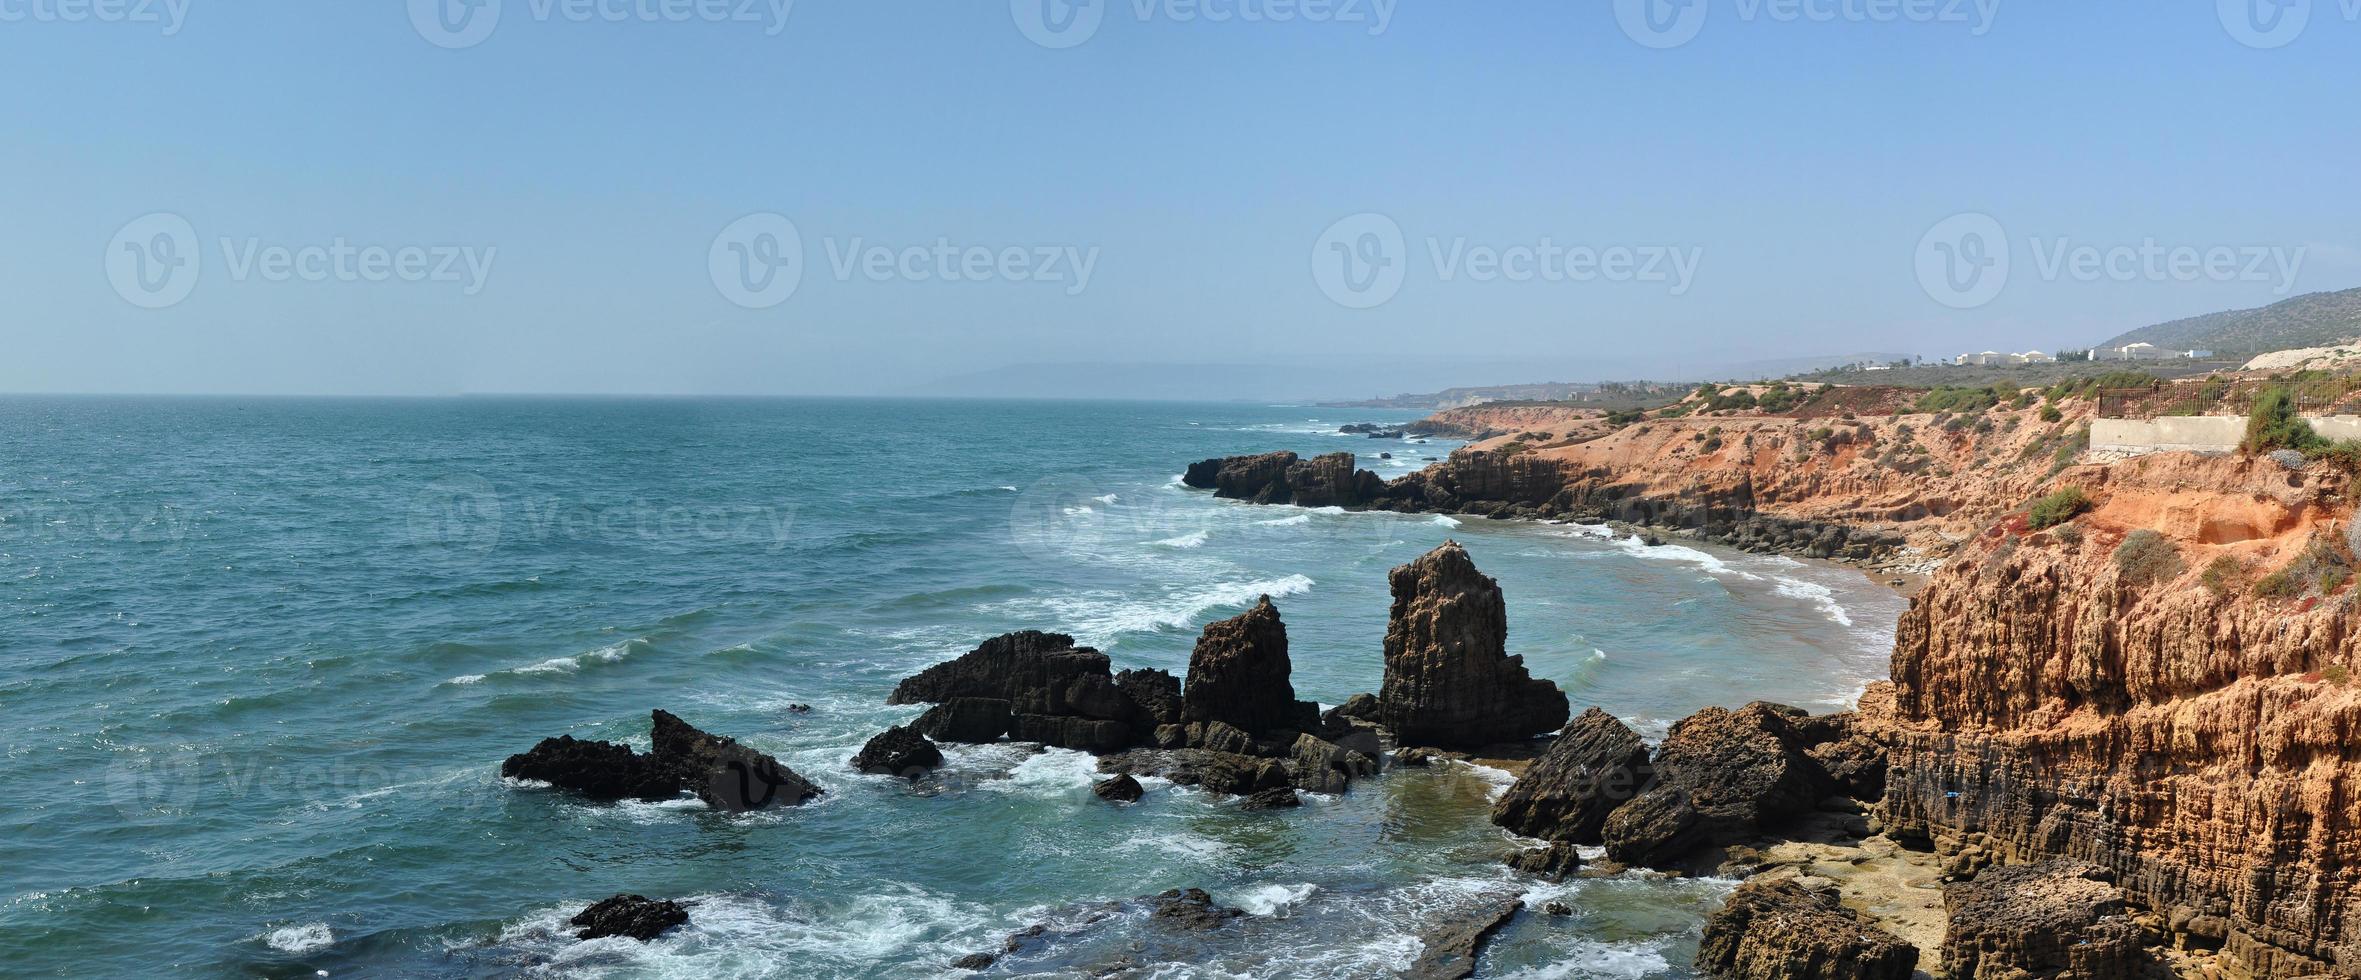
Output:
[{"xmin": 2017, "ymin": 350, "xmax": 2054, "ymax": 364}]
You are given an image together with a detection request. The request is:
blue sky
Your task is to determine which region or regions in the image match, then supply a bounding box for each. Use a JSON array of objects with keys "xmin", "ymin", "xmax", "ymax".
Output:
[{"xmin": 3, "ymin": 1, "xmax": 2357, "ymax": 397}]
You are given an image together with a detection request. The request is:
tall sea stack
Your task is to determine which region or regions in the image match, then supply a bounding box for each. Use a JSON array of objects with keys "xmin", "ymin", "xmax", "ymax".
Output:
[
  {"xmin": 1183, "ymin": 596, "xmax": 1315, "ymax": 738},
  {"xmin": 1379, "ymin": 541, "xmax": 1569, "ymax": 748}
]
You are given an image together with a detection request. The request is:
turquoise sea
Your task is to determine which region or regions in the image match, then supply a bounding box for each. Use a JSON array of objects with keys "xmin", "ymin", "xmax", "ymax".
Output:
[{"xmin": 0, "ymin": 397, "xmax": 1903, "ymax": 978}]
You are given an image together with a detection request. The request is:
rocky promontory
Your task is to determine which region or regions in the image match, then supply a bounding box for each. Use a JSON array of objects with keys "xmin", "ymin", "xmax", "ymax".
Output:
[
  {"xmin": 1379, "ymin": 540, "xmax": 1568, "ymax": 748},
  {"xmin": 502, "ymin": 709, "xmax": 821, "ymax": 811}
]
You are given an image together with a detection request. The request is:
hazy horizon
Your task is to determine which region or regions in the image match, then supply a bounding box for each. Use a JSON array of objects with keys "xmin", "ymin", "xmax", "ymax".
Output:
[{"xmin": 7, "ymin": 3, "xmax": 2357, "ymax": 399}]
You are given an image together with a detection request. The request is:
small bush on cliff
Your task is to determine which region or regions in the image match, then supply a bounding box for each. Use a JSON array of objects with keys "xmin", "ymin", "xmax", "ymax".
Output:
[
  {"xmin": 2202, "ymin": 555, "xmax": 2246, "ymax": 595},
  {"xmin": 2039, "ymin": 404, "xmax": 2063, "ymax": 423},
  {"xmin": 1917, "ymin": 386, "xmax": 2000, "ymax": 414},
  {"xmin": 2255, "ymin": 568, "xmax": 2306, "ymax": 599},
  {"xmin": 2244, "ymin": 386, "xmax": 2321, "ymax": 454},
  {"xmin": 2325, "ymin": 665, "xmax": 2351, "ymax": 686},
  {"xmin": 1605, "ymin": 409, "xmax": 1644, "ymax": 426},
  {"xmin": 2027, "ymin": 487, "xmax": 2092, "ymax": 530},
  {"xmin": 2113, "ymin": 530, "xmax": 2183, "ymax": 587}
]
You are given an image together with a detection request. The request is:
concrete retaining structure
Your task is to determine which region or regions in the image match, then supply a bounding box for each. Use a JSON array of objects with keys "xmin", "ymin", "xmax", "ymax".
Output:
[{"xmin": 2093, "ymin": 415, "xmax": 2361, "ymax": 454}]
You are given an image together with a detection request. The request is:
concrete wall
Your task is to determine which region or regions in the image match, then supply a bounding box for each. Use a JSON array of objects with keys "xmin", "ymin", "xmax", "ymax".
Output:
[{"xmin": 2093, "ymin": 415, "xmax": 2361, "ymax": 454}]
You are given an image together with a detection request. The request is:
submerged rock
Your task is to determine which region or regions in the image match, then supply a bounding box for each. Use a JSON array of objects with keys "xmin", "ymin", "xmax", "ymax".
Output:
[
  {"xmin": 1404, "ymin": 899, "xmax": 1523, "ymax": 980},
  {"xmin": 1239, "ymin": 786, "xmax": 1301, "ymax": 810},
  {"xmin": 1092, "ymin": 773, "xmax": 1143, "ymax": 803},
  {"xmin": 1379, "ymin": 542, "xmax": 1569, "ymax": 748},
  {"xmin": 1695, "ymin": 878, "xmax": 1916, "ymax": 980},
  {"xmin": 1502, "ymin": 842, "xmax": 1584, "ymax": 882},
  {"xmin": 502, "ymin": 710, "xmax": 819, "ymax": 811},
  {"xmin": 570, "ymin": 894, "xmax": 689, "ymax": 942},
  {"xmin": 1491, "ymin": 708, "xmax": 1652, "ymax": 845},
  {"xmin": 851, "ymin": 724, "xmax": 942, "ymax": 777},
  {"xmin": 1942, "ymin": 862, "xmax": 2154, "ymax": 979},
  {"xmin": 1148, "ymin": 888, "xmax": 1245, "ymax": 930}
]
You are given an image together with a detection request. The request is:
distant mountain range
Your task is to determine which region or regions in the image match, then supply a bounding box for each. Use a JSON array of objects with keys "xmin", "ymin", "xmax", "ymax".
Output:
[{"xmin": 2101, "ymin": 286, "xmax": 2361, "ymax": 354}]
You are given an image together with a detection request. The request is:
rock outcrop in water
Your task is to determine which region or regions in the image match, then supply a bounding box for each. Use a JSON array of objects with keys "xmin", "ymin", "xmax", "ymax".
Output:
[
  {"xmin": 851, "ymin": 724, "xmax": 942, "ymax": 777},
  {"xmin": 502, "ymin": 709, "xmax": 820, "ymax": 811},
  {"xmin": 1490, "ymin": 708, "xmax": 1651, "ymax": 844},
  {"xmin": 570, "ymin": 894, "xmax": 690, "ymax": 942},
  {"xmin": 1379, "ymin": 541, "xmax": 1569, "ymax": 748},
  {"xmin": 1180, "ymin": 596, "xmax": 1315, "ymax": 738},
  {"xmin": 1695, "ymin": 878, "xmax": 1917, "ymax": 980},
  {"xmin": 888, "ymin": 631, "xmax": 1158, "ymax": 753},
  {"xmin": 1180, "ymin": 450, "xmax": 1382, "ymax": 507}
]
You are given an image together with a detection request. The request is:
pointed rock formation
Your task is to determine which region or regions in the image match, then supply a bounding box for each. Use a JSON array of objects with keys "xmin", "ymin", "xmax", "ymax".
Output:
[
  {"xmin": 1181, "ymin": 596, "xmax": 1314, "ymax": 738},
  {"xmin": 1491, "ymin": 708, "xmax": 1652, "ymax": 845},
  {"xmin": 1379, "ymin": 541, "xmax": 1569, "ymax": 748},
  {"xmin": 503, "ymin": 710, "xmax": 820, "ymax": 812}
]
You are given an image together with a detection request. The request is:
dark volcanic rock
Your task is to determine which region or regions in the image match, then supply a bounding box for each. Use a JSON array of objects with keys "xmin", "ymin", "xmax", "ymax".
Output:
[
  {"xmin": 1807, "ymin": 734, "xmax": 1888, "ymax": 802},
  {"xmin": 1491, "ymin": 708, "xmax": 1652, "ymax": 845},
  {"xmin": 914, "ymin": 697, "xmax": 1013, "ymax": 743},
  {"xmin": 1283, "ymin": 452, "xmax": 1385, "ymax": 508},
  {"xmin": 501, "ymin": 735, "xmax": 678, "ymax": 802},
  {"xmin": 650, "ymin": 709, "xmax": 822, "ymax": 811},
  {"xmin": 1092, "ymin": 773, "xmax": 1144, "ymax": 803},
  {"xmin": 1149, "ymin": 888, "xmax": 1245, "ymax": 930},
  {"xmin": 570, "ymin": 894, "xmax": 689, "ymax": 942},
  {"xmin": 1239, "ymin": 786, "xmax": 1301, "ymax": 810},
  {"xmin": 851, "ymin": 724, "xmax": 942, "ymax": 776},
  {"xmin": 1181, "ymin": 450, "xmax": 1383, "ymax": 507},
  {"xmin": 1502, "ymin": 843, "xmax": 1584, "ymax": 882},
  {"xmin": 1114, "ymin": 668, "xmax": 1182, "ymax": 729},
  {"xmin": 504, "ymin": 710, "xmax": 819, "ymax": 811},
  {"xmin": 1405, "ymin": 899, "xmax": 1523, "ymax": 980},
  {"xmin": 1180, "ymin": 597, "xmax": 1311, "ymax": 738},
  {"xmin": 1695, "ymin": 878, "xmax": 1917, "ymax": 980},
  {"xmin": 890, "ymin": 631, "xmax": 1152, "ymax": 753},
  {"xmin": 1942, "ymin": 862, "xmax": 2155, "ymax": 979},
  {"xmin": 1379, "ymin": 541, "xmax": 1569, "ymax": 748}
]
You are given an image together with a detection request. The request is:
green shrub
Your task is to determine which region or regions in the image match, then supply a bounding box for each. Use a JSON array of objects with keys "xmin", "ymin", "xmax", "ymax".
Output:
[
  {"xmin": 2039, "ymin": 405, "xmax": 2063, "ymax": 423},
  {"xmin": 1605, "ymin": 409, "xmax": 1644, "ymax": 426},
  {"xmin": 1701, "ymin": 436, "xmax": 1723, "ymax": 452},
  {"xmin": 2326, "ymin": 665, "xmax": 2352, "ymax": 686},
  {"xmin": 1916, "ymin": 386, "xmax": 2000, "ymax": 414},
  {"xmin": 2113, "ymin": 529, "xmax": 2182, "ymax": 586},
  {"xmin": 2028, "ymin": 487, "xmax": 2092, "ymax": 530},
  {"xmin": 2255, "ymin": 568, "xmax": 2305, "ymax": 599},
  {"xmin": 2244, "ymin": 386, "xmax": 2321, "ymax": 454},
  {"xmin": 2200, "ymin": 556, "xmax": 2240, "ymax": 594},
  {"xmin": 2053, "ymin": 523, "xmax": 2083, "ymax": 547}
]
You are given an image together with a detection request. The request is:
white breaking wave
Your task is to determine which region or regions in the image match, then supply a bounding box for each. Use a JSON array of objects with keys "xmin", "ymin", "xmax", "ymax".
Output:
[
  {"xmin": 1234, "ymin": 882, "xmax": 1319, "ymax": 917},
  {"xmin": 1771, "ymin": 575, "xmax": 1854, "ymax": 627},
  {"xmin": 443, "ymin": 638, "xmax": 647, "ymax": 686},
  {"xmin": 499, "ymin": 889, "xmax": 989, "ymax": 977},
  {"xmin": 980, "ymin": 747, "xmax": 1100, "ymax": 797},
  {"xmin": 1093, "ymin": 494, "xmax": 1119, "ymax": 504},
  {"xmin": 1151, "ymin": 530, "xmax": 1210, "ymax": 549},
  {"xmin": 1429, "ymin": 515, "xmax": 1461, "ymax": 527},
  {"xmin": 1257, "ymin": 514, "xmax": 1312, "ymax": 527},
  {"xmin": 986, "ymin": 574, "xmax": 1315, "ymax": 646},
  {"xmin": 265, "ymin": 923, "xmax": 333, "ymax": 953}
]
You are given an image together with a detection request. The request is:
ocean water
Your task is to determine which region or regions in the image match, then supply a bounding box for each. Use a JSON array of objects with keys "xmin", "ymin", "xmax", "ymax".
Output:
[{"xmin": 0, "ymin": 397, "xmax": 1903, "ymax": 978}]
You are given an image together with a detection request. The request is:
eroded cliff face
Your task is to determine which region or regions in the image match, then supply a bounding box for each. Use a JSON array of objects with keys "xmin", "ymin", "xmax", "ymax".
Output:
[{"xmin": 1881, "ymin": 452, "xmax": 2361, "ymax": 976}]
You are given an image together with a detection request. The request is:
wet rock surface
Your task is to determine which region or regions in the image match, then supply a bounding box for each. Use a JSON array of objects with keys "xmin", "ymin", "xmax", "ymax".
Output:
[
  {"xmin": 851, "ymin": 724, "xmax": 942, "ymax": 776},
  {"xmin": 1091, "ymin": 773, "xmax": 1143, "ymax": 803},
  {"xmin": 569, "ymin": 894, "xmax": 689, "ymax": 942},
  {"xmin": 1403, "ymin": 899, "xmax": 1522, "ymax": 980},
  {"xmin": 502, "ymin": 710, "xmax": 820, "ymax": 811}
]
